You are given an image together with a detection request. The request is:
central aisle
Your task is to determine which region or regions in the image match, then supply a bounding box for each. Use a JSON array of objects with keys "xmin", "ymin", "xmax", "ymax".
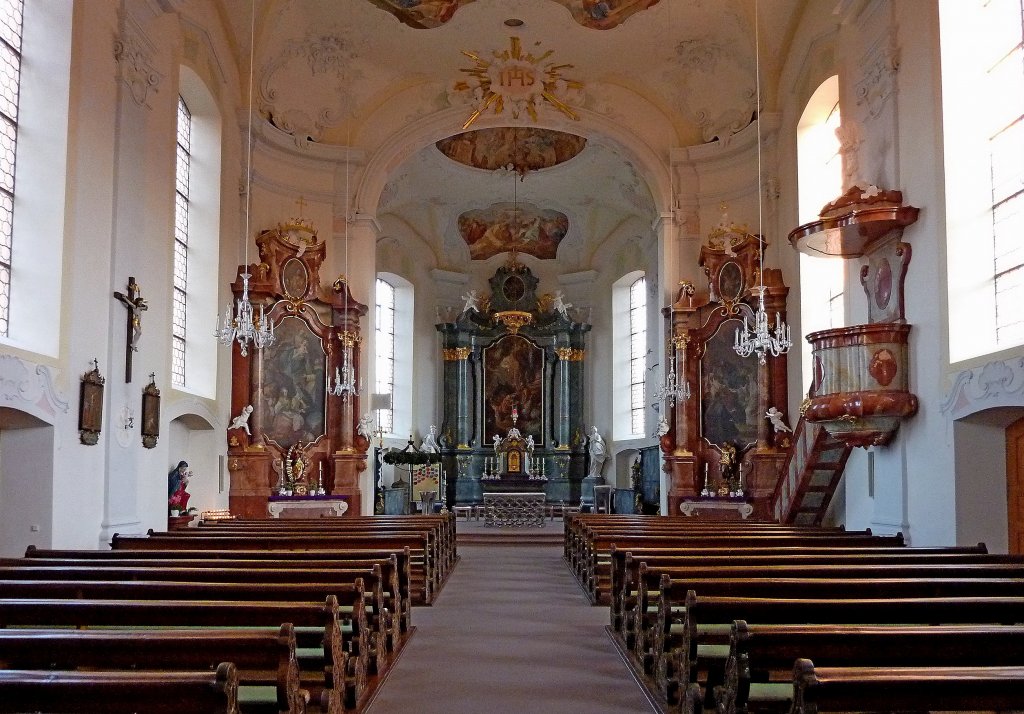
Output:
[{"xmin": 366, "ymin": 544, "xmax": 654, "ymax": 713}]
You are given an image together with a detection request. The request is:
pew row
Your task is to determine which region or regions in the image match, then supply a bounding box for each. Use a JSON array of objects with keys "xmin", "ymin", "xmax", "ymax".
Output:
[
  {"xmin": 0, "ymin": 597, "xmax": 352, "ymax": 711},
  {"xmin": 0, "ymin": 662, "xmax": 240, "ymax": 714},
  {"xmin": 0, "ymin": 626, "xmax": 303, "ymax": 714}
]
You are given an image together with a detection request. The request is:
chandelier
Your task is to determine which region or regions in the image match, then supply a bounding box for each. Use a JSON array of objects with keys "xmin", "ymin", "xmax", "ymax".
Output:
[
  {"xmin": 733, "ymin": 0, "xmax": 791, "ymax": 365},
  {"xmin": 654, "ymin": 350, "xmax": 690, "ymax": 404},
  {"xmin": 215, "ymin": 0, "xmax": 276, "ymax": 357},
  {"xmin": 329, "ymin": 330, "xmax": 359, "ymax": 400}
]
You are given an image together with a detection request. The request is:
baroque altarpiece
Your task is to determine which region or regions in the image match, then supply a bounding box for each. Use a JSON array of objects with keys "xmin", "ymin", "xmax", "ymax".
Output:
[
  {"xmin": 660, "ymin": 226, "xmax": 790, "ymax": 518},
  {"xmin": 226, "ymin": 221, "xmax": 368, "ymax": 518},
  {"xmin": 436, "ymin": 260, "xmax": 590, "ymax": 506}
]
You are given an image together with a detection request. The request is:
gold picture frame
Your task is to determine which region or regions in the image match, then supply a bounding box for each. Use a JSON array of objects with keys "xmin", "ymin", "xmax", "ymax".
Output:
[
  {"xmin": 141, "ymin": 373, "xmax": 161, "ymax": 449},
  {"xmin": 78, "ymin": 359, "xmax": 105, "ymax": 446}
]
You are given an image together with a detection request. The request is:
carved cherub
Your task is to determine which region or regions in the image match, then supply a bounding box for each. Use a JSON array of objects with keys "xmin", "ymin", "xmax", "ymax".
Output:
[
  {"xmin": 461, "ymin": 290, "xmax": 481, "ymax": 314},
  {"xmin": 228, "ymin": 405, "xmax": 253, "ymax": 435},
  {"xmin": 766, "ymin": 406, "xmax": 793, "ymax": 433}
]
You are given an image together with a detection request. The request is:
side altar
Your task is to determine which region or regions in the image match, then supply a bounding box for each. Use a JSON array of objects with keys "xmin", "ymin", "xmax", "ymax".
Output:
[
  {"xmin": 225, "ymin": 217, "xmax": 368, "ymax": 518},
  {"xmin": 435, "ymin": 259, "xmax": 590, "ymax": 506}
]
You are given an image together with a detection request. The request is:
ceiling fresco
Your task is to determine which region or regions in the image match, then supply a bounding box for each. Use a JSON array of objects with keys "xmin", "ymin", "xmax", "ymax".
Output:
[
  {"xmin": 459, "ymin": 203, "xmax": 569, "ymax": 260},
  {"xmin": 365, "ymin": 0, "xmax": 661, "ymax": 30},
  {"xmin": 436, "ymin": 128, "xmax": 587, "ymax": 175}
]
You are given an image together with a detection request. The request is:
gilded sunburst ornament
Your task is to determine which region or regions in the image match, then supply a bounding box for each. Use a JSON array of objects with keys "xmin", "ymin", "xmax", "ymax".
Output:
[{"xmin": 453, "ymin": 37, "xmax": 583, "ymax": 129}]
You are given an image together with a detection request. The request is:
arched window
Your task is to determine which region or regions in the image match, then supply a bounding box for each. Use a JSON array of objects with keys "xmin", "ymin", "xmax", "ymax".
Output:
[
  {"xmin": 374, "ymin": 277, "xmax": 396, "ymax": 434},
  {"xmin": 797, "ymin": 75, "xmax": 844, "ymax": 388},
  {"xmin": 375, "ymin": 273, "xmax": 413, "ymax": 437},
  {"xmin": 0, "ymin": 0, "xmax": 24, "ymax": 337},
  {"xmin": 171, "ymin": 96, "xmax": 191, "ymax": 387},
  {"xmin": 0, "ymin": 0, "xmax": 71, "ymax": 356},
  {"xmin": 613, "ymin": 271, "xmax": 647, "ymax": 439},
  {"xmin": 173, "ymin": 66, "xmax": 221, "ymax": 396},
  {"xmin": 942, "ymin": 0, "xmax": 1024, "ymax": 361}
]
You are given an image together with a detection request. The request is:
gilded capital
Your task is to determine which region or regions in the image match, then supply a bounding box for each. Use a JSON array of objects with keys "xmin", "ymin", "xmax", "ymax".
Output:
[
  {"xmin": 339, "ymin": 331, "xmax": 362, "ymax": 347},
  {"xmin": 555, "ymin": 347, "xmax": 585, "ymax": 362},
  {"xmin": 672, "ymin": 334, "xmax": 690, "ymax": 350},
  {"xmin": 443, "ymin": 347, "xmax": 472, "ymax": 361}
]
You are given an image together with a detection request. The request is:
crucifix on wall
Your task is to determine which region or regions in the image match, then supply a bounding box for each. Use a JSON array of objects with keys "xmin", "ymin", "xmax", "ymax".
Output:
[{"xmin": 113, "ymin": 276, "xmax": 148, "ymax": 383}]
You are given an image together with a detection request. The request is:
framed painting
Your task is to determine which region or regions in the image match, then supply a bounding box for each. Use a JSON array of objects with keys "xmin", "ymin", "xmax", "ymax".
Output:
[
  {"xmin": 253, "ymin": 315, "xmax": 327, "ymax": 447},
  {"xmin": 141, "ymin": 375, "xmax": 161, "ymax": 449},
  {"xmin": 78, "ymin": 359, "xmax": 105, "ymax": 446},
  {"xmin": 700, "ymin": 319, "xmax": 759, "ymax": 449},
  {"xmin": 483, "ymin": 335, "xmax": 544, "ymax": 445}
]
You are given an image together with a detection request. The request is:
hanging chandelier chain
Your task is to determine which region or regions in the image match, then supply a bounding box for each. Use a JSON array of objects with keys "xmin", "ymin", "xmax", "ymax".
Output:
[
  {"xmin": 733, "ymin": 0, "xmax": 792, "ymax": 365},
  {"xmin": 214, "ymin": 0, "xmax": 276, "ymax": 356}
]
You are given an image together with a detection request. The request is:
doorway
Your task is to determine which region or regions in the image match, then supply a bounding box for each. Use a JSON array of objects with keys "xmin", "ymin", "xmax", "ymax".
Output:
[{"xmin": 1008, "ymin": 416, "xmax": 1024, "ymax": 555}]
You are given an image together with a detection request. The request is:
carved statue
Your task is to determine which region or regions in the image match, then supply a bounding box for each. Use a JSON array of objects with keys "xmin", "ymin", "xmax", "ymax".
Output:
[
  {"xmin": 228, "ymin": 405, "xmax": 253, "ymax": 435},
  {"xmin": 587, "ymin": 426, "xmax": 607, "ymax": 479},
  {"xmin": 357, "ymin": 413, "xmax": 375, "ymax": 441},
  {"xmin": 766, "ymin": 406, "xmax": 792, "ymax": 433},
  {"xmin": 167, "ymin": 460, "xmax": 192, "ymax": 514},
  {"xmin": 421, "ymin": 425, "xmax": 440, "ymax": 453},
  {"xmin": 461, "ymin": 290, "xmax": 481, "ymax": 314},
  {"xmin": 552, "ymin": 290, "xmax": 573, "ymax": 318}
]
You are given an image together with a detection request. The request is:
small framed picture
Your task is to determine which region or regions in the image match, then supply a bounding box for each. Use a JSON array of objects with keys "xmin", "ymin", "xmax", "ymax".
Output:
[
  {"xmin": 78, "ymin": 359, "xmax": 105, "ymax": 446},
  {"xmin": 141, "ymin": 374, "xmax": 161, "ymax": 449}
]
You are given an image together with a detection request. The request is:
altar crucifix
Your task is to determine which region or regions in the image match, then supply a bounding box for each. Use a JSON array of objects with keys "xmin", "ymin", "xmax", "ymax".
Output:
[{"xmin": 113, "ymin": 276, "xmax": 148, "ymax": 383}]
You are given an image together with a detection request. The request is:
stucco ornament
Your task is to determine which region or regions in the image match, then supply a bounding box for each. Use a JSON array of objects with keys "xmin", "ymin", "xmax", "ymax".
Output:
[
  {"xmin": 258, "ymin": 32, "xmax": 359, "ymax": 145},
  {"xmin": 671, "ymin": 38, "xmax": 756, "ymax": 143}
]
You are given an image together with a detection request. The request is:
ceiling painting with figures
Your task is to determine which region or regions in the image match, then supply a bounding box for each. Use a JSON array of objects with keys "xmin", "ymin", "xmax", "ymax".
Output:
[
  {"xmin": 459, "ymin": 204, "xmax": 568, "ymax": 260},
  {"xmin": 254, "ymin": 316, "xmax": 327, "ymax": 447}
]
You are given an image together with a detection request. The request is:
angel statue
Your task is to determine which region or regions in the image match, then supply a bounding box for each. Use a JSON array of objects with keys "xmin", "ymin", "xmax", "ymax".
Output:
[
  {"xmin": 765, "ymin": 406, "xmax": 792, "ymax": 433},
  {"xmin": 460, "ymin": 290, "xmax": 480, "ymax": 314},
  {"xmin": 552, "ymin": 290, "xmax": 573, "ymax": 318},
  {"xmin": 357, "ymin": 413, "xmax": 375, "ymax": 441},
  {"xmin": 228, "ymin": 405, "xmax": 253, "ymax": 435}
]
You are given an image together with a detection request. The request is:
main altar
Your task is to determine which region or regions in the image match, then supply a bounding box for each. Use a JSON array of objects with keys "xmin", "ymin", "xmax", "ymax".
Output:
[{"xmin": 435, "ymin": 259, "xmax": 590, "ymax": 506}]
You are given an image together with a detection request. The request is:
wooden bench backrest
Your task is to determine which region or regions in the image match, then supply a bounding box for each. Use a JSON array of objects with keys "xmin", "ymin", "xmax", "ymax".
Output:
[{"xmin": 0, "ymin": 662, "xmax": 240, "ymax": 714}]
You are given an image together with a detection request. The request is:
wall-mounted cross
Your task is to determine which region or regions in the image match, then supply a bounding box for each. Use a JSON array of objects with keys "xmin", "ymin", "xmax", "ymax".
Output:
[
  {"xmin": 295, "ymin": 195, "xmax": 307, "ymax": 215},
  {"xmin": 113, "ymin": 276, "xmax": 148, "ymax": 383}
]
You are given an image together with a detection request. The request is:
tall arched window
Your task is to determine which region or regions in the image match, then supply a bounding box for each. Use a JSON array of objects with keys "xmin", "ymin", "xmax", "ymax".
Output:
[
  {"xmin": 629, "ymin": 276, "xmax": 647, "ymax": 435},
  {"xmin": 942, "ymin": 0, "xmax": 1024, "ymax": 361},
  {"xmin": 613, "ymin": 271, "xmax": 647, "ymax": 439},
  {"xmin": 374, "ymin": 277, "xmax": 395, "ymax": 434},
  {"xmin": 797, "ymin": 75, "xmax": 844, "ymax": 388},
  {"xmin": 171, "ymin": 96, "xmax": 191, "ymax": 387},
  {"xmin": 375, "ymin": 273, "xmax": 414, "ymax": 437},
  {"xmin": 0, "ymin": 0, "xmax": 71, "ymax": 356},
  {"xmin": 0, "ymin": 0, "xmax": 24, "ymax": 337},
  {"xmin": 174, "ymin": 66, "xmax": 221, "ymax": 396}
]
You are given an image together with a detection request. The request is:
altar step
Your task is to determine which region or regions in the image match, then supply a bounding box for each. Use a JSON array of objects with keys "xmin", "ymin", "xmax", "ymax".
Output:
[{"xmin": 456, "ymin": 519, "xmax": 565, "ymax": 545}]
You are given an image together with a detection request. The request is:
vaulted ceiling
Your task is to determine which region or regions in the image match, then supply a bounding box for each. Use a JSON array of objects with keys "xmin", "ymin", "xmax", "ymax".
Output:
[{"xmin": 216, "ymin": 0, "xmax": 806, "ymax": 266}]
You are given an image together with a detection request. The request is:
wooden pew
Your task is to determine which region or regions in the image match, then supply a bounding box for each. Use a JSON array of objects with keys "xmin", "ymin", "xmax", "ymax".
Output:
[
  {"xmin": 0, "ymin": 662, "xmax": 240, "ymax": 714},
  {"xmin": 0, "ymin": 625, "xmax": 303, "ymax": 714},
  {"xmin": 171, "ymin": 523, "xmax": 449, "ymax": 586},
  {"xmin": 0, "ymin": 578, "xmax": 380, "ymax": 679},
  {"xmin": 666, "ymin": 593, "xmax": 1024, "ymax": 713},
  {"xmin": 609, "ymin": 544, "xmax": 994, "ymax": 624},
  {"xmin": 789, "ymin": 659, "xmax": 1024, "ymax": 714},
  {"xmin": 205, "ymin": 515, "xmax": 458, "ymax": 574},
  {"xmin": 0, "ymin": 596, "xmax": 352, "ymax": 711},
  {"xmin": 0, "ymin": 562, "xmax": 402, "ymax": 655},
  {"xmin": 644, "ymin": 573, "xmax": 1024, "ymax": 697},
  {"xmin": 630, "ymin": 560, "xmax": 1024, "ymax": 663},
  {"xmin": 24, "ymin": 545, "xmax": 415, "ymax": 632},
  {"xmin": 110, "ymin": 533, "xmax": 437, "ymax": 605},
  {"xmin": 578, "ymin": 532, "xmax": 906, "ymax": 603},
  {"xmin": 719, "ymin": 621, "xmax": 1024, "ymax": 714}
]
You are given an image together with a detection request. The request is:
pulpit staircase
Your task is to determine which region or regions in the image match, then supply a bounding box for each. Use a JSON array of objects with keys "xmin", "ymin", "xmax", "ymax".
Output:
[{"xmin": 770, "ymin": 391, "xmax": 853, "ymax": 525}]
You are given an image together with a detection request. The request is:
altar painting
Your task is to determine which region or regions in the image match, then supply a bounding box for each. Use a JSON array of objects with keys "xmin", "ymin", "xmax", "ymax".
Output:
[
  {"xmin": 254, "ymin": 316, "xmax": 326, "ymax": 446},
  {"xmin": 459, "ymin": 204, "xmax": 568, "ymax": 260},
  {"xmin": 483, "ymin": 335, "xmax": 544, "ymax": 444},
  {"xmin": 700, "ymin": 320, "xmax": 758, "ymax": 448}
]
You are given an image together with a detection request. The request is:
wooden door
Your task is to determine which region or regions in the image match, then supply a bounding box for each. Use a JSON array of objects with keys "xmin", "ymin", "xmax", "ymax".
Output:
[{"xmin": 1008, "ymin": 417, "xmax": 1024, "ymax": 555}]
